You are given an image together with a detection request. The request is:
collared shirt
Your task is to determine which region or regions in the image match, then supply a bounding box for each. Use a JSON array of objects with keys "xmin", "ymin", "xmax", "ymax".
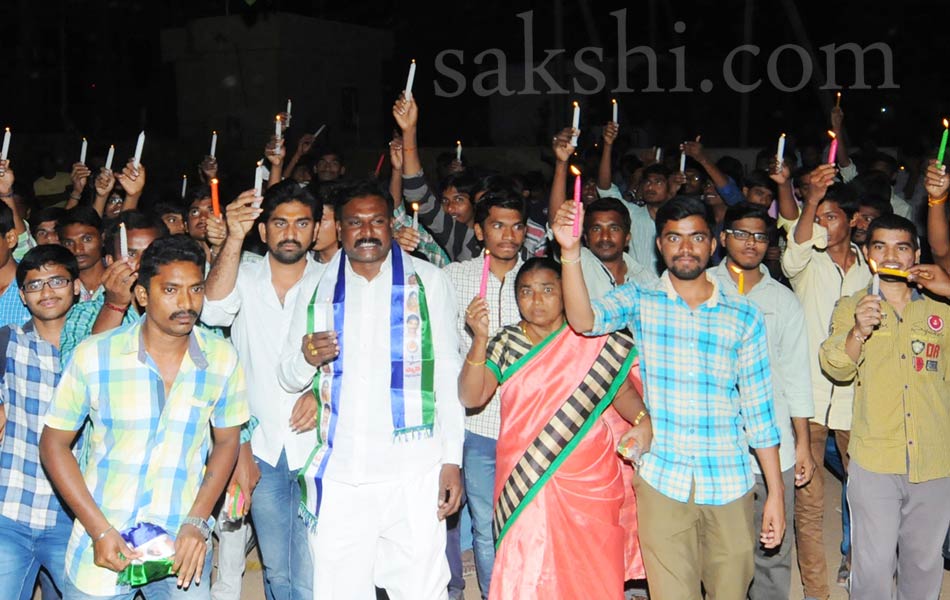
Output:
[
  {"xmin": 589, "ymin": 271, "xmax": 780, "ymax": 505},
  {"xmin": 443, "ymin": 254, "xmax": 523, "ymax": 439},
  {"xmin": 0, "ymin": 321, "xmax": 68, "ymax": 528},
  {"xmin": 710, "ymin": 262, "xmax": 813, "ymax": 472},
  {"xmin": 77, "ymin": 282, "xmax": 103, "ymax": 303},
  {"xmin": 0, "ymin": 278, "xmax": 28, "ymax": 328},
  {"xmin": 278, "ymin": 252, "xmax": 464, "ymax": 484},
  {"xmin": 59, "ymin": 296, "xmax": 138, "ymax": 366},
  {"xmin": 580, "ymin": 246, "xmax": 659, "ymax": 300},
  {"xmin": 44, "ymin": 317, "xmax": 249, "ymax": 597},
  {"xmin": 781, "ymin": 219, "xmax": 870, "ymax": 429},
  {"xmin": 820, "ymin": 288, "xmax": 950, "ymax": 483},
  {"xmin": 201, "ymin": 254, "xmax": 323, "ymax": 469}
]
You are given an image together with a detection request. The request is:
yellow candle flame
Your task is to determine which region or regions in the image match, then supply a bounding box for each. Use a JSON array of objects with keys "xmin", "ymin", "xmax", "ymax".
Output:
[
  {"xmin": 484, "ymin": 248, "xmax": 490, "ymax": 257},
  {"xmin": 256, "ymin": 159, "xmax": 262, "ymax": 167},
  {"xmin": 569, "ymin": 165, "xmax": 581, "ymax": 176},
  {"xmin": 943, "ymin": 118, "xmax": 949, "ymax": 129},
  {"xmin": 276, "ymin": 115, "xmax": 281, "ymax": 122},
  {"xmin": 780, "ymin": 132, "xmax": 786, "ymax": 139},
  {"xmin": 573, "ymin": 101, "xmax": 579, "ymax": 108},
  {"xmin": 611, "ymin": 98, "xmax": 617, "ymax": 105},
  {"xmin": 827, "ymin": 130, "xmax": 836, "ymax": 139},
  {"xmin": 411, "ymin": 202, "xmax": 419, "ymax": 212}
]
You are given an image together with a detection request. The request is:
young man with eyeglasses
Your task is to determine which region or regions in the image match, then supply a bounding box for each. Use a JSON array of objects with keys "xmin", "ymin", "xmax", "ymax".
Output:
[
  {"xmin": 710, "ymin": 204, "xmax": 814, "ymax": 599},
  {"xmin": 0, "ymin": 244, "xmax": 81, "ymax": 599}
]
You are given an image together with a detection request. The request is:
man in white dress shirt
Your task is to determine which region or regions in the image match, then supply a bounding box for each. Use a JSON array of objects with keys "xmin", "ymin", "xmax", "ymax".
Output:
[
  {"xmin": 279, "ymin": 180, "xmax": 464, "ymax": 600},
  {"xmin": 203, "ymin": 181, "xmax": 323, "ymax": 600}
]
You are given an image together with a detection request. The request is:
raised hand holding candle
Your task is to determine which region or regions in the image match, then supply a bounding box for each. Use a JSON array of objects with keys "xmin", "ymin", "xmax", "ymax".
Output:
[
  {"xmin": 776, "ymin": 133, "xmax": 786, "ymax": 165},
  {"xmin": 826, "ymin": 130, "xmax": 838, "ymax": 165},
  {"xmin": 133, "ymin": 131, "xmax": 145, "ymax": 169},
  {"xmin": 570, "ymin": 102, "xmax": 580, "ymax": 146},
  {"xmin": 119, "ymin": 223, "xmax": 129, "ymax": 260},
  {"xmin": 479, "ymin": 249, "xmax": 491, "ymax": 298},
  {"xmin": 210, "ymin": 131, "xmax": 218, "ymax": 158},
  {"xmin": 80, "ymin": 138, "xmax": 88, "ymax": 165},
  {"xmin": 0, "ymin": 128, "xmax": 9, "ymax": 161},
  {"xmin": 181, "ymin": 174, "xmax": 187, "ymax": 199},
  {"xmin": 412, "ymin": 202, "xmax": 419, "ymax": 229},
  {"xmin": 611, "ymin": 98, "xmax": 618, "ymax": 123},
  {"xmin": 105, "ymin": 145, "xmax": 115, "ymax": 171},
  {"xmin": 570, "ymin": 165, "xmax": 582, "ymax": 237},
  {"xmin": 456, "ymin": 140, "xmax": 462, "ymax": 162},
  {"xmin": 938, "ymin": 119, "xmax": 949, "ymax": 167},
  {"xmin": 210, "ymin": 178, "xmax": 221, "ymax": 218},
  {"xmin": 405, "ymin": 59, "xmax": 416, "ymax": 101}
]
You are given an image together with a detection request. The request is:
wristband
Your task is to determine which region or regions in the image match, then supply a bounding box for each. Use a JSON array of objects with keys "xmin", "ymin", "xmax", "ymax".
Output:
[
  {"xmin": 181, "ymin": 516, "xmax": 212, "ymax": 540},
  {"xmin": 633, "ymin": 409, "xmax": 649, "ymax": 426},
  {"xmin": 93, "ymin": 525, "xmax": 114, "ymax": 541},
  {"xmin": 929, "ymin": 194, "xmax": 947, "ymax": 207},
  {"xmin": 560, "ymin": 255, "xmax": 581, "ymax": 265},
  {"xmin": 104, "ymin": 301, "xmax": 129, "ymax": 314},
  {"xmin": 851, "ymin": 329, "xmax": 868, "ymax": 344},
  {"xmin": 465, "ymin": 357, "xmax": 486, "ymax": 367},
  {"xmin": 402, "ymin": 145, "xmax": 417, "ymax": 151}
]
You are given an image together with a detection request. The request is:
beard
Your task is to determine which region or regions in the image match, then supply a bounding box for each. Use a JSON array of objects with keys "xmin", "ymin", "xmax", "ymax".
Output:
[
  {"xmin": 271, "ymin": 240, "xmax": 311, "ymax": 264},
  {"xmin": 667, "ymin": 253, "xmax": 707, "ymax": 280}
]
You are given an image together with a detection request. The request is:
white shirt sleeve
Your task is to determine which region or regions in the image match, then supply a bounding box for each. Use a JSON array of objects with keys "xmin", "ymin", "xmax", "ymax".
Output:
[
  {"xmin": 277, "ymin": 269, "xmax": 321, "ymax": 394},
  {"xmin": 423, "ymin": 265, "xmax": 464, "ymax": 466},
  {"xmin": 201, "ymin": 284, "xmax": 242, "ymax": 328}
]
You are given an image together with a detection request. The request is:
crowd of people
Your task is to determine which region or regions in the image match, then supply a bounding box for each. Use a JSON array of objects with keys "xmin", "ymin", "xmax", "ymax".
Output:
[{"xmin": 0, "ymin": 87, "xmax": 949, "ymax": 600}]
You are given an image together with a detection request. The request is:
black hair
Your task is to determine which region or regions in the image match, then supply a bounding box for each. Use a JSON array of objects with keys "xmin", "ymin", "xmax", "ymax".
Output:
[
  {"xmin": 742, "ymin": 170, "xmax": 778, "ymax": 196},
  {"xmin": 16, "ymin": 244, "xmax": 80, "ymax": 288},
  {"xmin": 315, "ymin": 147, "xmax": 346, "ymax": 165},
  {"xmin": 471, "ymin": 174, "xmax": 524, "ymax": 204},
  {"xmin": 584, "ymin": 197, "xmax": 632, "ymax": 234},
  {"xmin": 102, "ymin": 211, "xmax": 170, "ymax": 258},
  {"xmin": 148, "ymin": 202, "xmax": 186, "ymax": 221},
  {"xmin": 866, "ymin": 151, "xmax": 899, "ymax": 177},
  {"xmin": 0, "ymin": 203, "xmax": 13, "ymax": 236},
  {"xmin": 852, "ymin": 171, "xmax": 893, "ymax": 208},
  {"xmin": 641, "ymin": 163, "xmax": 672, "ymax": 180},
  {"xmin": 187, "ymin": 185, "xmax": 212, "ymax": 206},
  {"xmin": 857, "ymin": 193, "xmax": 893, "ymax": 217},
  {"xmin": 332, "ymin": 180, "xmax": 392, "ymax": 220},
  {"xmin": 716, "ymin": 156, "xmax": 745, "ymax": 186},
  {"xmin": 31, "ymin": 206, "xmax": 67, "ymax": 228},
  {"xmin": 55, "ymin": 206, "xmax": 102, "ymax": 238},
  {"xmin": 655, "ymin": 195, "xmax": 716, "ymax": 236},
  {"xmin": 136, "ymin": 235, "xmax": 206, "ymax": 290},
  {"xmin": 817, "ymin": 182, "xmax": 859, "ymax": 218},
  {"xmin": 865, "ymin": 213, "xmax": 919, "ymax": 251},
  {"xmin": 259, "ymin": 179, "xmax": 323, "ymax": 224},
  {"xmin": 440, "ymin": 172, "xmax": 478, "ymax": 199},
  {"xmin": 722, "ymin": 203, "xmax": 775, "ymax": 232},
  {"xmin": 473, "ymin": 189, "xmax": 527, "ymax": 227},
  {"xmin": 515, "ymin": 256, "xmax": 562, "ymax": 289},
  {"xmin": 682, "ymin": 157, "xmax": 708, "ymax": 183}
]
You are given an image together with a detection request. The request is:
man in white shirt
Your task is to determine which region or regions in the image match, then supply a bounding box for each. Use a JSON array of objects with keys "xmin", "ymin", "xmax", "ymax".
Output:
[
  {"xmin": 279, "ymin": 179, "xmax": 464, "ymax": 600},
  {"xmin": 203, "ymin": 181, "xmax": 323, "ymax": 600}
]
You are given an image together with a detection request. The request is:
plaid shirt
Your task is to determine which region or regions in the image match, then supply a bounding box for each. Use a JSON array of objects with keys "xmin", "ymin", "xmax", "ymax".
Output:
[
  {"xmin": 0, "ymin": 278, "xmax": 29, "ymax": 328},
  {"xmin": 590, "ymin": 272, "xmax": 780, "ymax": 505},
  {"xmin": 59, "ymin": 296, "xmax": 138, "ymax": 366},
  {"xmin": 392, "ymin": 201, "xmax": 450, "ymax": 268},
  {"xmin": 443, "ymin": 255, "xmax": 523, "ymax": 439},
  {"xmin": 45, "ymin": 317, "xmax": 249, "ymax": 596},
  {"xmin": 0, "ymin": 321, "xmax": 68, "ymax": 528}
]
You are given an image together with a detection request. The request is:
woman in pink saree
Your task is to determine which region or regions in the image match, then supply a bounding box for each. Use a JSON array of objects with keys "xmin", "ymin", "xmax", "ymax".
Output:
[{"xmin": 459, "ymin": 257, "xmax": 647, "ymax": 600}]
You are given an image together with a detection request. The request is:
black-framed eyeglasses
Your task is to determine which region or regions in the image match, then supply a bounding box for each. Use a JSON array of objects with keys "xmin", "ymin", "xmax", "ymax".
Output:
[
  {"xmin": 22, "ymin": 276, "xmax": 72, "ymax": 293},
  {"xmin": 725, "ymin": 229, "xmax": 769, "ymax": 244}
]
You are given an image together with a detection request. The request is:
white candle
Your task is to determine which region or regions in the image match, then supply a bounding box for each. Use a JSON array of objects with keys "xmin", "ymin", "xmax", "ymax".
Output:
[
  {"xmin": 776, "ymin": 133, "xmax": 786, "ymax": 164},
  {"xmin": 405, "ymin": 59, "xmax": 416, "ymax": 101},
  {"xmin": 0, "ymin": 128, "xmax": 9, "ymax": 161},
  {"xmin": 181, "ymin": 174, "xmax": 187, "ymax": 199},
  {"xmin": 254, "ymin": 160, "xmax": 263, "ymax": 198},
  {"xmin": 105, "ymin": 145, "xmax": 115, "ymax": 171},
  {"xmin": 119, "ymin": 223, "xmax": 128, "ymax": 260},
  {"xmin": 210, "ymin": 131, "xmax": 217, "ymax": 158},
  {"xmin": 570, "ymin": 102, "xmax": 580, "ymax": 146},
  {"xmin": 133, "ymin": 130, "xmax": 145, "ymax": 169},
  {"xmin": 655, "ymin": 147, "xmax": 662, "ymax": 162},
  {"xmin": 456, "ymin": 140, "xmax": 462, "ymax": 162},
  {"xmin": 313, "ymin": 124, "xmax": 326, "ymax": 139},
  {"xmin": 275, "ymin": 115, "xmax": 282, "ymax": 140},
  {"xmin": 286, "ymin": 98, "xmax": 292, "ymax": 122},
  {"xmin": 80, "ymin": 138, "xmax": 87, "ymax": 164},
  {"xmin": 679, "ymin": 150, "xmax": 686, "ymax": 173},
  {"xmin": 872, "ymin": 273, "xmax": 880, "ymax": 296},
  {"xmin": 412, "ymin": 202, "xmax": 419, "ymax": 229},
  {"xmin": 611, "ymin": 98, "xmax": 618, "ymax": 123}
]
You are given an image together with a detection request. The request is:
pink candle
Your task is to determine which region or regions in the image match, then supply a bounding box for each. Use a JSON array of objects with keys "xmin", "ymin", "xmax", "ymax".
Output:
[
  {"xmin": 570, "ymin": 165, "xmax": 582, "ymax": 237},
  {"xmin": 827, "ymin": 130, "xmax": 838, "ymax": 165},
  {"xmin": 479, "ymin": 250, "xmax": 491, "ymax": 298},
  {"xmin": 374, "ymin": 152, "xmax": 386, "ymax": 177}
]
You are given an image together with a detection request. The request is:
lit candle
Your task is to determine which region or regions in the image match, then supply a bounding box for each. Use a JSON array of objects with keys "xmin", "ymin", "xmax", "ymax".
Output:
[
  {"xmin": 570, "ymin": 165, "xmax": 582, "ymax": 237},
  {"xmin": 938, "ymin": 119, "xmax": 949, "ymax": 167},
  {"xmin": 869, "ymin": 259, "xmax": 880, "ymax": 295},
  {"xmin": 405, "ymin": 59, "xmax": 416, "ymax": 101},
  {"xmin": 655, "ymin": 146, "xmax": 662, "ymax": 162},
  {"xmin": 776, "ymin": 132, "xmax": 786, "ymax": 165},
  {"xmin": 374, "ymin": 152, "xmax": 386, "ymax": 178},
  {"xmin": 313, "ymin": 124, "xmax": 326, "ymax": 139},
  {"xmin": 254, "ymin": 160, "xmax": 263, "ymax": 198},
  {"xmin": 133, "ymin": 130, "xmax": 145, "ymax": 169},
  {"xmin": 105, "ymin": 145, "xmax": 115, "ymax": 171},
  {"xmin": 876, "ymin": 266, "xmax": 910, "ymax": 279},
  {"xmin": 479, "ymin": 249, "xmax": 491, "ymax": 298},
  {"xmin": 211, "ymin": 177, "xmax": 221, "ymax": 218},
  {"xmin": 826, "ymin": 130, "xmax": 838, "ymax": 165},
  {"xmin": 835, "ymin": 91, "xmax": 841, "ymax": 108},
  {"xmin": 570, "ymin": 101, "xmax": 580, "ymax": 146},
  {"xmin": 181, "ymin": 174, "xmax": 187, "ymax": 199},
  {"xmin": 456, "ymin": 140, "xmax": 462, "ymax": 162},
  {"xmin": 679, "ymin": 150, "xmax": 687, "ymax": 173},
  {"xmin": 729, "ymin": 262, "xmax": 745, "ymax": 295},
  {"xmin": 79, "ymin": 138, "xmax": 87, "ymax": 165},
  {"xmin": 412, "ymin": 202, "xmax": 419, "ymax": 229},
  {"xmin": 275, "ymin": 115, "xmax": 283, "ymax": 141},
  {"xmin": 119, "ymin": 223, "xmax": 128, "ymax": 260},
  {"xmin": 0, "ymin": 128, "xmax": 9, "ymax": 161},
  {"xmin": 210, "ymin": 131, "xmax": 217, "ymax": 158},
  {"xmin": 611, "ymin": 98, "xmax": 618, "ymax": 123}
]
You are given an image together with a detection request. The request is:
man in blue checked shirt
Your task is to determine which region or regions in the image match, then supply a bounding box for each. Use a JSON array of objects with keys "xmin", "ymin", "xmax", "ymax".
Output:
[
  {"xmin": 0, "ymin": 244, "xmax": 82, "ymax": 599},
  {"xmin": 554, "ymin": 195, "xmax": 784, "ymax": 600}
]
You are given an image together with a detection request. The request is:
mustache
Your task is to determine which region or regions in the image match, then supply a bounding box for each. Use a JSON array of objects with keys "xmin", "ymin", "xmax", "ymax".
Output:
[
  {"xmin": 354, "ymin": 238, "xmax": 383, "ymax": 247},
  {"xmin": 277, "ymin": 240, "xmax": 303, "ymax": 249},
  {"xmin": 170, "ymin": 310, "xmax": 199, "ymax": 321}
]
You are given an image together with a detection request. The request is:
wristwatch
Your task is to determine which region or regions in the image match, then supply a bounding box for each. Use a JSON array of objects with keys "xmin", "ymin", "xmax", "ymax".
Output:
[{"xmin": 181, "ymin": 516, "xmax": 212, "ymax": 540}]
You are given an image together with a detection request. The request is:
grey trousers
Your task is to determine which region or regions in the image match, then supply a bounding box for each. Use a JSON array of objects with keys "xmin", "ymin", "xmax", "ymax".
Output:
[
  {"xmin": 848, "ymin": 459, "xmax": 950, "ymax": 600},
  {"xmin": 749, "ymin": 468, "xmax": 795, "ymax": 600}
]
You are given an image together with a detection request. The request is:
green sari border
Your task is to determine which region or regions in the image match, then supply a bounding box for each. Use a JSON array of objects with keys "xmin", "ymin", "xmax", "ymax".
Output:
[
  {"xmin": 494, "ymin": 339, "xmax": 639, "ymax": 549},
  {"xmin": 498, "ymin": 322, "xmax": 567, "ymax": 385}
]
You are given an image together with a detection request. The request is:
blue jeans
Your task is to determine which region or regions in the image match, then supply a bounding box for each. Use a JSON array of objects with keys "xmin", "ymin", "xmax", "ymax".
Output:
[
  {"xmin": 0, "ymin": 511, "xmax": 72, "ymax": 600},
  {"xmin": 250, "ymin": 450, "xmax": 313, "ymax": 600},
  {"xmin": 62, "ymin": 544, "xmax": 212, "ymax": 599},
  {"xmin": 824, "ymin": 435, "xmax": 851, "ymax": 556},
  {"xmin": 445, "ymin": 485, "xmax": 466, "ymax": 599},
  {"xmin": 463, "ymin": 431, "xmax": 496, "ymax": 599}
]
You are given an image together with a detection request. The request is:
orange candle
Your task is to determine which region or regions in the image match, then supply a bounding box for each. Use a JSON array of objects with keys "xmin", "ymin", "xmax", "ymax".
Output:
[{"xmin": 211, "ymin": 177, "xmax": 221, "ymax": 217}]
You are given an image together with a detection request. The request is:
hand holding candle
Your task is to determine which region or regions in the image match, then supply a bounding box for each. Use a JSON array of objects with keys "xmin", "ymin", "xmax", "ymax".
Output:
[
  {"xmin": 210, "ymin": 177, "xmax": 221, "ymax": 218},
  {"xmin": 938, "ymin": 119, "xmax": 949, "ymax": 168}
]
